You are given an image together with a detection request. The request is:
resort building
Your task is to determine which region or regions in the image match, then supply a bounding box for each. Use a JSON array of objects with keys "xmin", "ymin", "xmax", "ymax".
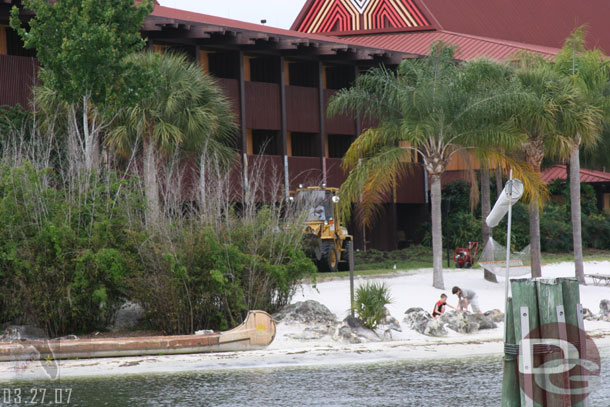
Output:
[{"xmin": 0, "ymin": 0, "xmax": 607, "ymax": 250}]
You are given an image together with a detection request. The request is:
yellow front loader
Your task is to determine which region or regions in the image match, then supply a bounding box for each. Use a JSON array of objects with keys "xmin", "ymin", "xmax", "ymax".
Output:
[{"xmin": 292, "ymin": 186, "xmax": 353, "ymax": 272}]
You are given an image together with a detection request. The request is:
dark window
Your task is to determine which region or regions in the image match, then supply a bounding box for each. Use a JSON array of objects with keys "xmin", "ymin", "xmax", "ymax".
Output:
[
  {"xmin": 326, "ymin": 65, "xmax": 355, "ymax": 90},
  {"xmin": 252, "ymin": 130, "xmax": 280, "ymax": 155},
  {"xmin": 289, "ymin": 61, "xmax": 319, "ymax": 87},
  {"xmin": 328, "ymin": 134, "xmax": 353, "ymax": 158},
  {"xmin": 291, "ymin": 132, "xmax": 320, "ymax": 157},
  {"xmin": 250, "ymin": 56, "xmax": 280, "ymax": 83},
  {"xmin": 208, "ymin": 52, "xmax": 239, "ymax": 79},
  {"xmin": 167, "ymin": 44, "xmax": 196, "ymax": 61},
  {"xmin": 6, "ymin": 28, "xmax": 35, "ymax": 57}
]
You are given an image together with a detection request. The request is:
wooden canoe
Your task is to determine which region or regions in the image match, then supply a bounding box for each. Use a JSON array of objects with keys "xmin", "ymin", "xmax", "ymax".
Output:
[{"xmin": 0, "ymin": 310, "xmax": 276, "ymax": 361}]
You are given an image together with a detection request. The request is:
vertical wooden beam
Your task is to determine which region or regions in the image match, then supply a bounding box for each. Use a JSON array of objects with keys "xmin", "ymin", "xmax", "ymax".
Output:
[
  {"xmin": 511, "ymin": 279, "xmax": 541, "ymax": 407},
  {"xmin": 0, "ymin": 26, "xmax": 7, "ymax": 56},
  {"xmin": 238, "ymin": 50, "xmax": 248, "ymax": 195},
  {"xmin": 279, "ymin": 56, "xmax": 289, "ymax": 199},
  {"xmin": 194, "ymin": 45, "xmax": 201, "ymax": 67},
  {"xmin": 501, "ymin": 297, "xmax": 521, "ymax": 407},
  {"xmin": 147, "ymin": 38, "xmax": 154, "ymax": 51},
  {"xmin": 318, "ymin": 61, "xmax": 326, "ymax": 185}
]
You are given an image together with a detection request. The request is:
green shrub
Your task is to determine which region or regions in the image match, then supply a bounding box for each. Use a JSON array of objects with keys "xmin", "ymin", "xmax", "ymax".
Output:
[
  {"xmin": 354, "ymin": 281, "xmax": 392, "ymax": 329},
  {"xmin": 0, "ymin": 164, "xmax": 144, "ymax": 336}
]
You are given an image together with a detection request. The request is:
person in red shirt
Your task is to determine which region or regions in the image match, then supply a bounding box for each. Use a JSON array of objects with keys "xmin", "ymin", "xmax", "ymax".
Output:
[{"xmin": 432, "ymin": 293, "xmax": 455, "ymax": 318}]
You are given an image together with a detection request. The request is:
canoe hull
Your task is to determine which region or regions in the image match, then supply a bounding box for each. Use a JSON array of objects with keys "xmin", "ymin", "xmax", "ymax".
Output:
[{"xmin": 0, "ymin": 310, "xmax": 276, "ymax": 361}]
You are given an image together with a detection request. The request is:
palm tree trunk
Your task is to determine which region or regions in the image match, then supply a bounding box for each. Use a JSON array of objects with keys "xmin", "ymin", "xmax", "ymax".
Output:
[
  {"xmin": 143, "ymin": 136, "xmax": 160, "ymax": 225},
  {"xmin": 529, "ymin": 202, "xmax": 542, "ymax": 277},
  {"xmin": 495, "ymin": 166, "xmax": 503, "ymax": 198},
  {"xmin": 481, "ymin": 165, "xmax": 497, "ymax": 283},
  {"xmin": 569, "ymin": 143, "xmax": 585, "ymax": 284},
  {"xmin": 525, "ymin": 141, "xmax": 544, "ymax": 278},
  {"xmin": 430, "ymin": 174, "xmax": 445, "ymax": 289}
]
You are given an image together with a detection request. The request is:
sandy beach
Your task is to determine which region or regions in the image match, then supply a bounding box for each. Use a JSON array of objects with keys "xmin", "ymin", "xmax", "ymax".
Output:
[{"xmin": 2, "ymin": 261, "xmax": 609, "ymax": 381}]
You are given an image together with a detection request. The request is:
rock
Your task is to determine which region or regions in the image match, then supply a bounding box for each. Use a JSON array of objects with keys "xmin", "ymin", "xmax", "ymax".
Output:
[
  {"xmin": 195, "ymin": 329, "xmax": 214, "ymax": 335},
  {"xmin": 111, "ymin": 301, "xmax": 145, "ymax": 331},
  {"xmin": 467, "ymin": 313, "xmax": 497, "ymax": 330},
  {"xmin": 484, "ymin": 309, "xmax": 505, "ymax": 323},
  {"xmin": 333, "ymin": 325, "xmax": 362, "ymax": 344},
  {"xmin": 287, "ymin": 327, "xmax": 330, "ymax": 341},
  {"xmin": 380, "ymin": 308, "xmax": 402, "ymax": 332},
  {"xmin": 0, "ymin": 325, "xmax": 49, "ymax": 342},
  {"xmin": 403, "ymin": 307, "xmax": 447, "ymax": 337},
  {"xmin": 600, "ymin": 300, "xmax": 610, "ymax": 318},
  {"xmin": 332, "ymin": 316, "xmax": 382, "ymax": 343},
  {"xmin": 582, "ymin": 308, "xmax": 595, "ymax": 321},
  {"xmin": 54, "ymin": 335, "xmax": 78, "ymax": 341},
  {"xmin": 274, "ymin": 300, "xmax": 338, "ymax": 325},
  {"xmin": 440, "ymin": 311, "xmax": 479, "ymax": 334}
]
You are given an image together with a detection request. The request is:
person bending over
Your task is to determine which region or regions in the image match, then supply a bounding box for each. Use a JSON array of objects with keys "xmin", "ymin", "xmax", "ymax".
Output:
[{"xmin": 452, "ymin": 286, "xmax": 481, "ymax": 313}]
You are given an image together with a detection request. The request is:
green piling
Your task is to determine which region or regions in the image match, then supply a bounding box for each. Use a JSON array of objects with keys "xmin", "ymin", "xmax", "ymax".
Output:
[
  {"xmin": 561, "ymin": 277, "xmax": 584, "ymax": 407},
  {"xmin": 511, "ymin": 278, "xmax": 542, "ymax": 407},
  {"xmin": 536, "ymin": 279, "xmax": 571, "ymax": 407},
  {"xmin": 502, "ymin": 297, "xmax": 521, "ymax": 407}
]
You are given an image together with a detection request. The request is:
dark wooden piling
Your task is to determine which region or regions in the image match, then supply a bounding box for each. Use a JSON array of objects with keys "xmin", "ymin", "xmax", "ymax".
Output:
[{"xmin": 502, "ymin": 297, "xmax": 521, "ymax": 407}]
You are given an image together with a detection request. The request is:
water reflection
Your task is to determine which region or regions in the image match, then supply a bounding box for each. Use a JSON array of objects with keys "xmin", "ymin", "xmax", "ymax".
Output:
[{"xmin": 2, "ymin": 348, "xmax": 609, "ymax": 407}]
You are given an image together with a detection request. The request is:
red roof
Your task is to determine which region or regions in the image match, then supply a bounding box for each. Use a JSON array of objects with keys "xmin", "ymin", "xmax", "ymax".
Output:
[
  {"xmin": 541, "ymin": 165, "xmax": 610, "ymax": 184},
  {"xmin": 343, "ymin": 30, "xmax": 560, "ymax": 61},
  {"xmin": 150, "ymin": 5, "xmax": 413, "ymax": 55},
  {"xmin": 417, "ymin": 0, "xmax": 610, "ymax": 54}
]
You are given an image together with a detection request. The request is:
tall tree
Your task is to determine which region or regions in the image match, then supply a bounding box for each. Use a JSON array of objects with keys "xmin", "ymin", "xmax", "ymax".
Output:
[
  {"xmin": 554, "ymin": 28, "xmax": 610, "ymax": 284},
  {"xmin": 107, "ymin": 52, "xmax": 236, "ymax": 224},
  {"xmin": 329, "ymin": 44, "xmax": 530, "ymax": 289},
  {"xmin": 10, "ymin": 0, "xmax": 154, "ymax": 170},
  {"xmin": 512, "ymin": 59, "xmax": 601, "ymax": 277}
]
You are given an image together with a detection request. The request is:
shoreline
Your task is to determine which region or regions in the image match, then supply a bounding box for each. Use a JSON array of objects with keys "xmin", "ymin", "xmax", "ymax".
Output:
[
  {"xmin": 2, "ymin": 261, "xmax": 609, "ymax": 382},
  {"xmin": 1, "ymin": 331, "xmax": 608, "ymax": 382}
]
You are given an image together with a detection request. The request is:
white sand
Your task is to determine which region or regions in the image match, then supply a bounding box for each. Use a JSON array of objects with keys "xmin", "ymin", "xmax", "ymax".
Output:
[{"xmin": 2, "ymin": 261, "xmax": 609, "ymax": 381}]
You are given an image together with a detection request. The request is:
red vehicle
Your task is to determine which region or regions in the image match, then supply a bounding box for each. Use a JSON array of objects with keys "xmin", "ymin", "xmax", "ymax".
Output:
[{"xmin": 453, "ymin": 242, "xmax": 479, "ymax": 268}]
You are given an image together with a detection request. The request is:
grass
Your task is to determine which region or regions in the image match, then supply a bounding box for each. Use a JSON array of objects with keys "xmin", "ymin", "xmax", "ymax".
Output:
[{"xmin": 315, "ymin": 247, "xmax": 610, "ymax": 280}]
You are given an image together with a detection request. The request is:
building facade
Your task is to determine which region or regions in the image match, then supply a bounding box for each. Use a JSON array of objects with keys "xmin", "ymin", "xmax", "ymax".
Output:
[{"xmin": 1, "ymin": 0, "xmax": 607, "ymax": 250}]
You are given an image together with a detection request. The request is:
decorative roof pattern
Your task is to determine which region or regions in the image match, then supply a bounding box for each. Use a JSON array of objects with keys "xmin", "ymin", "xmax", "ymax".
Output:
[
  {"xmin": 295, "ymin": 0, "xmax": 431, "ymax": 34},
  {"xmin": 541, "ymin": 165, "xmax": 610, "ymax": 184}
]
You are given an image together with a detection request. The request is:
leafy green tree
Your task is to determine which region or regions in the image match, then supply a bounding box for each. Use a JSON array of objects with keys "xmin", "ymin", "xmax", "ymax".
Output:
[
  {"xmin": 554, "ymin": 28, "xmax": 610, "ymax": 283},
  {"xmin": 10, "ymin": 0, "xmax": 155, "ymax": 170},
  {"xmin": 329, "ymin": 44, "xmax": 530, "ymax": 289},
  {"xmin": 512, "ymin": 58, "xmax": 601, "ymax": 277},
  {"xmin": 107, "ymin": 52, "xmax": 236, "ymax": 224}
]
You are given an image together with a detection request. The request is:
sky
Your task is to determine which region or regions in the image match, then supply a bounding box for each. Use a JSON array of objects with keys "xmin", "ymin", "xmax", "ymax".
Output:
[{"xmin": 156, "ymin": 0, "xmax": 308, "ymax": 29}]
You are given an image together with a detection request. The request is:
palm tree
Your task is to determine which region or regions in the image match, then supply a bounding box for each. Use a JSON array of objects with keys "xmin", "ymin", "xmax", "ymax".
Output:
[
  {"xmin": 329, "ymin": 44, "xmax": 530, "ymax": 289},
  {"xmin": 107, "ymin": 52, "xmax": 236, "ymax": 224},
  {"xmin": 512, "ymin": 58, "xmax": 602, "ymax": 277},
  {"xmin": 554, "ymin": 29, "xmax": 610, "ymax": 284}
]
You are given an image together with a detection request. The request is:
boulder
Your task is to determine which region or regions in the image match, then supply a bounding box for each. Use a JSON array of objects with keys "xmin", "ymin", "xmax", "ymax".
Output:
[
  {"xmin": 440, "ymin": 311, "xmax": 479, "ymax": 334},
  {"xmin": 582, "ymin": 308, "xmax": 595, "ymax": 321},
  {"xmin": 467, "ymin": 313, "xmax": 497, "ymax": 330},
  {"xmin": 332, "ymin": 316, "xmax": 382, "ymax": 343},
  {"xmin": 600, "ymin": 300, "xmax": 610, "ymax": 319},
  {"xmin": 111, "ymin": 301, "xmax": 145, "ymax": 331},
  {"xmin": 287, "ymin": 327, "xmax": 331, "ymax": 341},
  {"xmin": 403, "ymin": 307, "xmax": 447, "ymax": 337},
  {"xmin": 0, "ymin": 325, "xmax": 49, "ymax": 342},
  {"xmin": 274, "ymin": 300, "xmax": 338, "ymax": 326},
  {"xmin": 380, "ymin": 308, "xmax": 402, "ymax": 332},
  {"xmin": 484, "ymin": 309, "xmax": 505, "ymax": 323}
]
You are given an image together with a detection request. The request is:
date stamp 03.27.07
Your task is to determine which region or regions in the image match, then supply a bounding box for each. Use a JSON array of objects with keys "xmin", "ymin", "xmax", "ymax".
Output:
[{"xmin": 2, "ymin": 387, "xmax": 72, "ymax": 405}]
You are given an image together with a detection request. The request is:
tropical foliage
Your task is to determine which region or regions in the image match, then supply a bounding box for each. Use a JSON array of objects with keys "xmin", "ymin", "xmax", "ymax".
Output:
[
  {"xmin": 329, "ymin": 43, "xmax": 535, "ymax": 289},
  {"xmin": 354, "ymin": 281, "xmax": 392, "ymax": 330}
]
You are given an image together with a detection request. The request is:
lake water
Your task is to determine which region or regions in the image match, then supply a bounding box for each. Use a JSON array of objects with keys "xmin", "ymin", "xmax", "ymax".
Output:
[{"xmin": 2, "ymin": 347, "xmax": 609, "ymax": 407}]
